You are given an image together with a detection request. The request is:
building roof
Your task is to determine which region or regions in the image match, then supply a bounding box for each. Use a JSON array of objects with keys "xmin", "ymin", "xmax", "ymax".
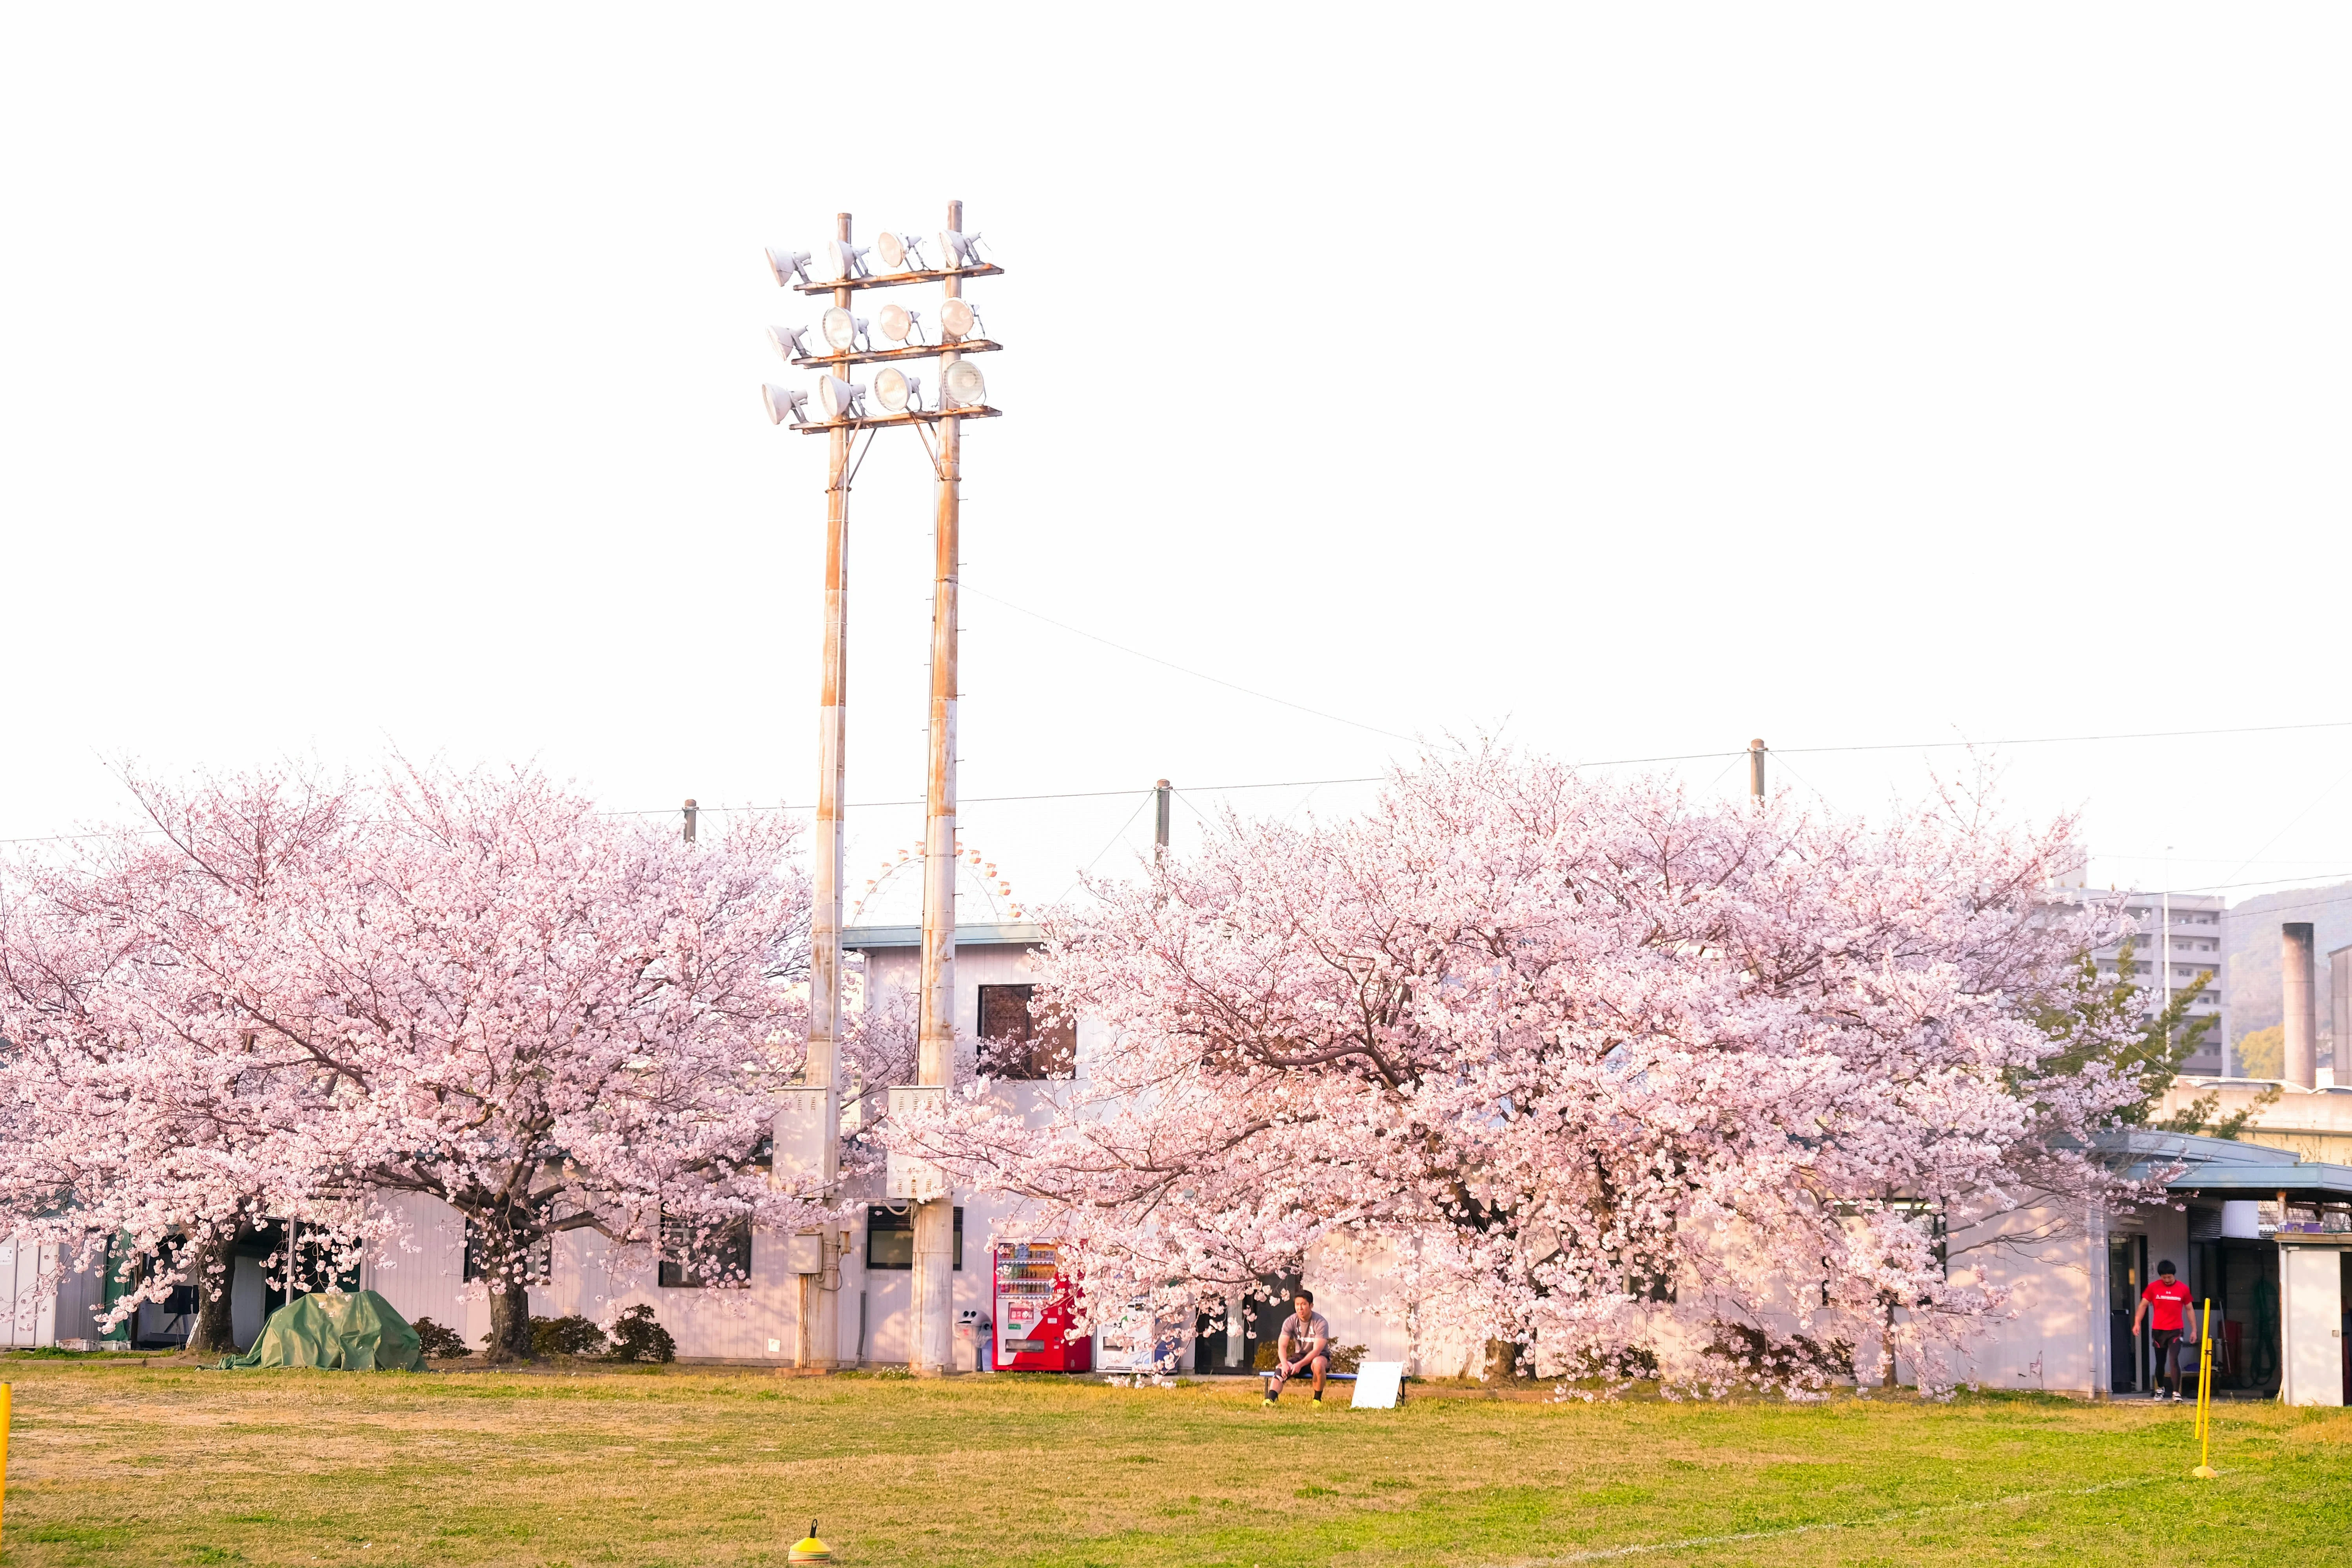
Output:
[
  {"xmin": 2119, "ymin": 1129, "xmax": 2352, "ymax": 1201},
  {"xmin": 2166, "ymin": 1161, "xmax": 2352, "ymax": 1201},
  {"xmin": 840, "ymin": 922, "xmax": 1046, "ymax": 951}
]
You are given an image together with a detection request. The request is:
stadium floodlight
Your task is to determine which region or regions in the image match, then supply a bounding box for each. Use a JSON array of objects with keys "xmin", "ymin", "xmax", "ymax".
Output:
[
  {"xmin": 940, "ymin": 359, "xmax": 987, "ymax": 409},
  {"xmin": 831, "ymin": 238, "xmax": 873, "ymax": 280},
  {"xmin": 820, "ymin": 307, "xmax": 872, "ymax": 353},
  {"xmin": 768, "ymin": 325, "xmax": 811, "ymax": 361},
  {"xmin": 817, "ymin": 375, "xmax": 866, "ymax": 421},
  {"xmin": 937, "ymin": 297, "xmax": 978, "ymax": 341},
  {"xmin": 875, "ymin": 230, "xmax": 930, "ymax": 272},
  {"xmin": 877, "ymin": 303, "xmax": 925, "ymax": 344},
  {"xmin": 766, "ymin": 249, "xmax": 814, "ymax": 287},
  {"xmin": 762, "ymin": 385, "xmax": 810, "ymax": 425},
  {"xmin": 873, "ymin": 367, "xmax": 924, "ymax": 414},
  {"xmin": 936, "ymin": 230, "xmax": 985, "ymax": 269}
]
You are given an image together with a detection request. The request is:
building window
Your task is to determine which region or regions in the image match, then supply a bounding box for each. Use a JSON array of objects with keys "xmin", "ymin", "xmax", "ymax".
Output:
[
  {"xmin": 864, "ymin": 1205, "xmax": 962, "ymax": 1271},
  {"xmin": 462, "ymin": 1221, "xmax": 552, "ymax": 1285},
  {"xmin": 976, "ymin": 984, "xmax": 1076, "ymax": 1080},
  {"xmin": 659, "ymin": 1215, "xmax": 752, "ymax": 1289}
]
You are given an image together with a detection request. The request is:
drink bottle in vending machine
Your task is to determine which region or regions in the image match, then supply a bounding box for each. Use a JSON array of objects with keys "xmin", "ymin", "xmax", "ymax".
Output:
[{"xmin": 992, "ymin": 1241, "xmax": 1091, "ymax": 1372}]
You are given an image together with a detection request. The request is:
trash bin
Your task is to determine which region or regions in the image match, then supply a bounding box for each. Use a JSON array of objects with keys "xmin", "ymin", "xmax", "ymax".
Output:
[{"xmin": 955, "ymin": 1309, "xmax": 991, "ymax": 1372}]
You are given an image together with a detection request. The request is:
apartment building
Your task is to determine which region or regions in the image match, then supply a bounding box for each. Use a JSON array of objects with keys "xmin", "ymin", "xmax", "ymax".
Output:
[{"xmin": 2045, "ymin": 883, "xmax": 2227, "ymax": 1076}]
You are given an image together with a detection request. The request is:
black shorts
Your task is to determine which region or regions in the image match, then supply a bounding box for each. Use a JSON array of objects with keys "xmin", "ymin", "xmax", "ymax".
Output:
[{"xmin": 2151, "ymin": 1328, "xmax": 2184, "ymax": 1376}]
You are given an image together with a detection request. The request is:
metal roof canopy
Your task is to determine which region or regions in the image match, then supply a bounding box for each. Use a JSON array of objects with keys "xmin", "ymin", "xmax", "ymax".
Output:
[
  {"xmin": 2167, "ymin": 1161, "xmax": 2352, "ymax": 1202},
  {"xmin": 2112, "ymin": 1129, "xmax": 2352, "ymax": 1202}
]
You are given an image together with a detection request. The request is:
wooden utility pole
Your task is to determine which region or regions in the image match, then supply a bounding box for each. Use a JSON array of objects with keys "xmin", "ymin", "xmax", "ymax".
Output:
[
  {"xmin": 1748, "ymin": 739, "xmax": 1766, "ymax": 802},
  {"xmin": 911, "ymin": 198, "xmax": 965, "ymax": 1377},
  {"xmin": 798, "ymin": 211, "xmax": 856, "ymax": 1368},
  {"xmin": 682, "ymin": 798, "xmax": 697, "ymax": 844}
]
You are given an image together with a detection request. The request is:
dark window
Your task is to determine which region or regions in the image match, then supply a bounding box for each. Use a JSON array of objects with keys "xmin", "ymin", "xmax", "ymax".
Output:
[
  {"xmin": 659, "ymin": 1214, "xmax": 752, "ymax": 1289},
  {"xmin": 976, "ymin": 984, "xmax": 1075, "ymax": 1080},
  {"xmin": 864, "ymin": 1205, "xmax": 962, "ymax": 1271},
  {"xmin": 462, "ymin": 1222, "xmax": 552, "ymax": 1285},
  {"xmin": 867, "ymin": 1206, "xmax": 912, "ymax": 1270}
]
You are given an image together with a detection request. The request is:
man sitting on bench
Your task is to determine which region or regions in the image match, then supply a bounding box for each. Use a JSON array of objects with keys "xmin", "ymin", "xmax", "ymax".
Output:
[{"xmin": 1264, "ymin": 1289, "xmax": 1331, "ymax": 1406}]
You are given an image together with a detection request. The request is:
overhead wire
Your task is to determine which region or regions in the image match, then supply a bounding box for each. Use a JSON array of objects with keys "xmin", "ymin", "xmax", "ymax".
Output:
[
  {"xmin": 1050, "ymin": 789, "xmax": 1155, "ymax": 906},
  {"xmin": 963, "ymin": 584, "xmax": 1421, "ymax": 745}
]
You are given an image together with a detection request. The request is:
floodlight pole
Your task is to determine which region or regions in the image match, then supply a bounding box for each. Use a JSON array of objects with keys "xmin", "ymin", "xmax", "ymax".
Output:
[
  {"xmin": 910, "ymin": 199, "xmax": 964, "ymax": 1379},
  {"xmin": 800, "ymin": 210, "xmax": 856, "ymax": 1370}
]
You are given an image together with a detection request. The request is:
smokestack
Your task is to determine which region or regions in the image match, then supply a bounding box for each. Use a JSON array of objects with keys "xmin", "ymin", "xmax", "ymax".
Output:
[
  {"xmin": 2332, "ymin": 944, "xmax": 2350, "ymax": 1082},
  {"xmin": 2282, "ymin": 922, "xmax": 2317, "ymax": 1089}
]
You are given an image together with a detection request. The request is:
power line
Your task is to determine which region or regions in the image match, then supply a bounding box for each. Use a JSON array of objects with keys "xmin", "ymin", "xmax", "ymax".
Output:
[
  {"xmin": 1776, "ymin": 718, "xmax": 2352, "ymax": 756},
  {"xmin": 963, "ymin": 584, "xmax": 1423, "ymax": 744},
  {"xmin": 11, "ymin": 718, "xmax": 2352, "ymax": 845}
]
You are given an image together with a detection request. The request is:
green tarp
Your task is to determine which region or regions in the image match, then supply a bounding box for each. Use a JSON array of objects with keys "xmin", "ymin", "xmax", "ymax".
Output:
[{"xmin": 219, "ymin": 1290, "xmax": 425, "ymax": 1371}]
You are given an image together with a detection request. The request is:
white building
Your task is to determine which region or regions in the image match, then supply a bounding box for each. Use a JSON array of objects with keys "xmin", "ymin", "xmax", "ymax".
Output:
[{"xmin": 19, "ymin": 931, "xmax": 2348, "ymax": 1405}]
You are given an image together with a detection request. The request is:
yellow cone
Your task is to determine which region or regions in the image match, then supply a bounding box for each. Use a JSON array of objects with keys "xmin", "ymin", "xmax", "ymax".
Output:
[{"xmin": 789, "ymin": 1519, "xmax": 833, "ymax": 1563}]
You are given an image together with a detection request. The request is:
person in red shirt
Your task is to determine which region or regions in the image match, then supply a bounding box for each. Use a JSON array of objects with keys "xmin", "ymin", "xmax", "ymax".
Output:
[{"xmin": 2134, "ymin": 1259, "xmax": 2194, "ymax": 1401}]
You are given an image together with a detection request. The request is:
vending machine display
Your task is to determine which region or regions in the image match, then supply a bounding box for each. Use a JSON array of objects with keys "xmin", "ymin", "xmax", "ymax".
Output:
[{"xmin": 993, "ymin": 1241, "xmax": 1091, "ymax": 1372}]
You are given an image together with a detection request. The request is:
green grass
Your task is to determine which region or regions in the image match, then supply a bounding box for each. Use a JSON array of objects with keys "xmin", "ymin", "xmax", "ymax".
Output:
[{"xmin": 0, "ymin": 1356, "xmax": 2344, "ymax": 1566}]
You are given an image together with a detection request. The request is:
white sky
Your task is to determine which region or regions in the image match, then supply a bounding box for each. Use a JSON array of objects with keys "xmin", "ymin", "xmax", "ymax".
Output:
[{"xmin": 4, "ymin": 5, "xmax": 2348, "ymax": 921}]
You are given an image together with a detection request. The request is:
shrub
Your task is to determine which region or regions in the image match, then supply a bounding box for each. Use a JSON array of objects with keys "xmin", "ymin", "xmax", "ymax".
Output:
[
  {"xmin": 529, "ymin": 1315, "xmax": 611, "ymax": 1358},
  {"xmin": 412, "ymin": 1318, "xmax": 471, "ymax": 1359},
  {"xmin": 1252, "ymin": 1339, "xmax": 1366, "ymax": 1372},
  {"xmin": 1703, "ymin": 1321, "xmax": 1854, "ymax": 1388},
  {"xmin": 606, "ymin": 1304, "xmax": 675, "ymax": 1364}
]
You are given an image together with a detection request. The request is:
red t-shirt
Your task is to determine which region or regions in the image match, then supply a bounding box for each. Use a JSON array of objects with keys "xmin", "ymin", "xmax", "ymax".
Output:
[{"xmin": 2140, "ymin": 1277, "xmax": 2191, "ymax": 1332}]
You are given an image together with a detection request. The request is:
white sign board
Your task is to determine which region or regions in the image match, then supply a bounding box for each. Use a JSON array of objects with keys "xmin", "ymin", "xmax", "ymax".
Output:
[
  {"xmin": 884, "ymin": 1085, "xmax": 949, "ymax": 1201},
  {"xmin": 1350, "ymin": 1361, "xmax": 1405, "ymax": 1409}
]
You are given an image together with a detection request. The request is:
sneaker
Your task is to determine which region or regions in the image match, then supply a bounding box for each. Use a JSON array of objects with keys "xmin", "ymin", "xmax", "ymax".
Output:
[
  {"xmin": 2171, "ymin": 1392, "xmax": 2184, "ymax": 1403},
  {"xmin": 1261, "ymin": 1396, "xmax": 1275, "ymax": 1407}
]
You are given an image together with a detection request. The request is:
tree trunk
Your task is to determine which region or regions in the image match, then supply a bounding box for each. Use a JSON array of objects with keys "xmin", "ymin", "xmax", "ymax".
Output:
[
  {"xmin": 482, "ymin": 1282, "xmax": 534, "ymax": 1363},
  {"xmin": 1484, "ymin": 1338, "xmax": 1526, "ymax": 1385},
  {"xmin": 185, "ymin": 1228, "xmax": 245, "ymax": 1356},
  {"xmin": 1880, "ymin": 1302, "xmax": 1900, "ymax": 1390}
]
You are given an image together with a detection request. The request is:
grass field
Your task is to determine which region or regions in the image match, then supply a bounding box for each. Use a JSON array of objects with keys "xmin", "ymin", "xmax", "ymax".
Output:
[{"xmin": 0, "ymin": 1356, "xmax": 2346, "ymax": 1567}]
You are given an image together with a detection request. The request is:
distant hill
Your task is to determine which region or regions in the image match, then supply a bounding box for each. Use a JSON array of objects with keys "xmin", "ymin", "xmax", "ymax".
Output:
[{"xmin": 2223, "ymin": 880, "xmax": 2352, "ymax": 1064}]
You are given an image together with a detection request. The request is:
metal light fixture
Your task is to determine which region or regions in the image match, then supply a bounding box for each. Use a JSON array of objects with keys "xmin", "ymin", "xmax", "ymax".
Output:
[
  {"xmin": 831, "ymin": 238, "xmax": 873, "ymax": 280},
  {"xmin": 940, "ymin": 359, "xmax": 987, "ymax": 409},
  {"xmin": 936, "ymin": 230, "xmax": 985, "ymax": 269},
  {"xmin": 820, "ymin": 307, "xmax": 870, "ymax": 353},
  {"xmin": 762, "ymin": 385, "xmax": 810, "ymax": 425},
  {"xmin": 877, "ymin": 303, "xmax": 925, "ymax": 344},
  {"xmin": 875, "ymin": 231, "xmax": 930, "ymax": 272},
  {"xmin": 768, "ymin": 325, "xmax": 811, "ymax": 361},
  {"xmin": 817, "ymin": 375, "xmax": 866, "ymax": 421},
  {"xmin": 937, "ymin": 297, "xmax": 978, "ymax": 341},
  {"xmin": 873, "ymin": 367, "xmax": 924, "ymax": 414},
  {"xmin": 766, "ymin": 248, "xmax": 814, "ymax": 287}
]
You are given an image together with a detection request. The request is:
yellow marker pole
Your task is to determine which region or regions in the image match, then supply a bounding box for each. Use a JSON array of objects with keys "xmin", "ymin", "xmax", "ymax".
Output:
[
  {"xmin": 1, "ymin": 1381, "xmax": 12, "ymax": 1543},
  {"xmin": 2192, "ymin": 1299, "xmax": 2217, "ymax": 1479}
]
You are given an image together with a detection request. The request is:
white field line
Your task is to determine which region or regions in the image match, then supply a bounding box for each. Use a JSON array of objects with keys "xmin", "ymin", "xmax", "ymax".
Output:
[{"xmin": 1489, "ymin": 1471, "xmax": 2195, "ymax": 1565}]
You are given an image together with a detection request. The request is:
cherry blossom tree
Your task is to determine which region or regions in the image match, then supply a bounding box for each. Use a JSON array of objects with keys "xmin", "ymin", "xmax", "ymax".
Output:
[
  {"xmin": 0, "ymin": 766, "xmax": 353, "ymax": 1352},
  {"xmin": 895, "ymin": 747, "xmax": 2150, "ymax": 1394},
  {"xmin": 2, "ymin": 761, "xmax": 831, "ymax": 1361}
]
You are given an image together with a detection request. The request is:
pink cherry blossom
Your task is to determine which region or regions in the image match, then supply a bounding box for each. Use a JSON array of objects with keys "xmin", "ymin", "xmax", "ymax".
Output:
[
  {"xmin": 895, "ymin": 746, "xmax": 2150, "ymax": 1396},
  {"xmin": 1, "ymin": 761, "xmax": 837, "ymax": 1359}
]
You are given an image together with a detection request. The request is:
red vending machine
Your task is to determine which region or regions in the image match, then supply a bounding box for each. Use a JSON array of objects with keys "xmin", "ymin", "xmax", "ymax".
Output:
[{"xmin": 993, "ymin": 1241, "xmax": 1091, "ymax": 1372}]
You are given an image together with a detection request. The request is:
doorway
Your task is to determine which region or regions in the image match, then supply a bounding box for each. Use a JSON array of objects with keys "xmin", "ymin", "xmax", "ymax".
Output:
[
  {"xmin": 2213, "ymin": 1240, "xmax": 2281, "ymax": 1396},
  {"xmin": 2107, "ymin": 1234, "xmax": 2144, "ymax": 1393}
]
